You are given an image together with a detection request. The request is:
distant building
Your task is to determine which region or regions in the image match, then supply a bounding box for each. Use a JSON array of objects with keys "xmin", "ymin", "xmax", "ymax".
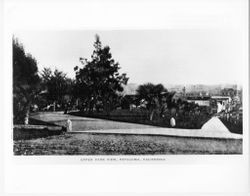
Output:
[
  {"xmin": 186, "ymin": 96, "xmax": 210, "ymax": 107},
  {"xmin": 221, "ymin": 88, "xmax": 237, "ymax": 97},
  {"xmin": 211, "ymin": 96, "xmax": 232, "ymax": 113},
  {"xmin": 211, "ymin": 96, "xmax": 231, "ymax": 102},
  {"xmin": 172, "ymin": 92, "xmax": 186, "ymax": 101}
]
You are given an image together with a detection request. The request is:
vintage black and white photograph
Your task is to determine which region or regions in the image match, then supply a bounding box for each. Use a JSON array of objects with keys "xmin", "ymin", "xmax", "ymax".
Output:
[
  {"xmin": 3, "ymin": 0, "xmax": 249, "ymax": 195},
  {"xmin": 13, "ymin": 29, "xmax": 244, "ymax": 155}
]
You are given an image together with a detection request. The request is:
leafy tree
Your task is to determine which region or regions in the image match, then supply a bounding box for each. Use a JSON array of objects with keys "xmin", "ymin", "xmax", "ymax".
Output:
[
  {"xmin": 136, "ymin": 83, "xmax": 171, "ymax": 121},
  {"xmin": 41, "ymin": 68, "xmax": 72, "ymax": 110},
  {"xmin": 74, "ymin": 35, "xmax": 129, "ymax": 114},
  {"xmin": 13, "ymin": 38, "xmax": 40, "ymax": 124}
]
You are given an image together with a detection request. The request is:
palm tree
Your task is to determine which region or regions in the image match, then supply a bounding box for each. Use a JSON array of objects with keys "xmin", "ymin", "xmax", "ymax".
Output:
[
  {"xmin": 136, "ymin": 83, "xmax": 168, "ymax": 121},
  {"xmin": 13, "ymin": 38, "xmax": 40, "ymax": 124}
]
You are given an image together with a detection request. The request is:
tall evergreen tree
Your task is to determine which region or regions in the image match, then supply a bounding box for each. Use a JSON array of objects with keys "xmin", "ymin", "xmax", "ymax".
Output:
[{"xmin": 75, "ymin": 35, "xmax": 129, "ymax": 114}]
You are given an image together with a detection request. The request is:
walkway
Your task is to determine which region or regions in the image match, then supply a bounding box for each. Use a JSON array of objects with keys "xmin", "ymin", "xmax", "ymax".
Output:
[{"xmin": 31, "ymin": 112, "xmax": 242, "ymax": 139}]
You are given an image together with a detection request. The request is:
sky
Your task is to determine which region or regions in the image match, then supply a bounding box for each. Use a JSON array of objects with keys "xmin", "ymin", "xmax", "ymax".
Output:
[{"xmin": 14, "ymin": 29, "xmax": 245, "ymax": 85}]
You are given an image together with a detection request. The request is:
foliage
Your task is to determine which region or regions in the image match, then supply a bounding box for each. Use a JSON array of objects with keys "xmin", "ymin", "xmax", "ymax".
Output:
[
  {"xmin": 136, "ymin": 83, "xmax": 174, "ymax": 120},
  {"xmin": 74, "ymin": 35, "xmax": 129, "ymax": 114},
  {"xmin": 40, "ymin": 68, "xmax": 73, "ymax": 109},
  {"xmin": 13, "ymin": 38, "xmax": 40, "ymax": 124},
  {"xmin": 120, "ymin": 95, "xmax": 140, "ymax": 109}
]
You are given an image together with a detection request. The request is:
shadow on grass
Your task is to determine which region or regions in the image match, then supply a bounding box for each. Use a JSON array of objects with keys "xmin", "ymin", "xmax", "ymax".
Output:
[
  {"xmin": 29, "ymin": 117, "xmax": 59, "ymax": 126},
  {"xmin": 13, "ymin": 118, "xmax": 66, "ymax": 141}
]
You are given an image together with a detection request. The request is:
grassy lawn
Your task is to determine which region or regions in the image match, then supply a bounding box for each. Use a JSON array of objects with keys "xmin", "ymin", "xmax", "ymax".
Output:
[
  {"xmin": 30, "ymin": 112, "xmax": 156, "ymax": 131},
  {"xmin": 69, "ymin": 109, "xmax": 212, "ymax": 129},
  {"xmin": 14, "ymin": 133, "xmax": 242, "ymax": 155},
  {"xmin": 54, "ymin": 119, "xmax": 156, "ymax": 131}
]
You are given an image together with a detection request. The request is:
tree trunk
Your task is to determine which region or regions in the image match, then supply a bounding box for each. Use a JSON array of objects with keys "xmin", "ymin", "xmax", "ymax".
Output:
[
  {"xmin": 149, "ymin": 110, "xmax": 155, "ymax": 121},
  {"xmin": 53, "ymin": 101, "xmax": 56, "ymax": 112},
  {"xmin": 105, "ymin": 105, "xmax": 111, "ymax": 116},
  {"xmin": 88, "ymin": 101, "xmax": 93, "ymax": 114},
  {"xmin": 24, "ymin": 102, "xmax": 31, "ymax": 125}
]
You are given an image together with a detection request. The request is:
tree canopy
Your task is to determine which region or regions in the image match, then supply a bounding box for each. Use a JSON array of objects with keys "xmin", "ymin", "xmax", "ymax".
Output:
[
  {"xmin": 74, "ymin": 35, "xmax": 129, "ymax": 114},
  {"xmin": 136, "ymin": 83, "xmax": 175, "ymax": 120},
  {"xmin": 41, "ymin": 67, "xmax": 73, "ymax": 109},
  {"xmin": 13, "ymin": 38, "xmax": 40, "ymax": 124}
]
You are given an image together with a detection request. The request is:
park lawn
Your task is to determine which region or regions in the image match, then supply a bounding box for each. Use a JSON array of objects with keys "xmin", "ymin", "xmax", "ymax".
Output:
[
  {"xmin": 14, "ymin": 133, "xmax": 242, "ymax": 155},
  {"xmin": 69, "ymin": 109, "xmax": 212, "ymax": 129}
]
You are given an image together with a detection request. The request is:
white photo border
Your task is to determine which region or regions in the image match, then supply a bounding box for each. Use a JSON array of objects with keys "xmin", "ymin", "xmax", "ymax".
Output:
[{"xmin": 2, "ymin": 0, "xmax": 250, "ymax": 195}]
